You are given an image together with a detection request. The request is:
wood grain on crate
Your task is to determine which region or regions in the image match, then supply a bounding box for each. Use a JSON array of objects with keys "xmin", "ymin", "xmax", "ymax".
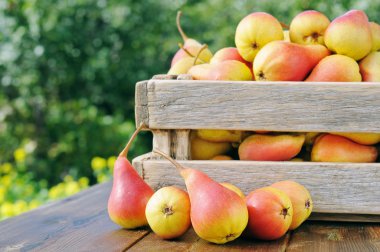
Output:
[
  {"xmin": 135, "ymin": 80, "xmax": 380, "ymax": 132},
  {"xmin": 132, "ymin": 155, "xmax": 380, "ymax": 216}
]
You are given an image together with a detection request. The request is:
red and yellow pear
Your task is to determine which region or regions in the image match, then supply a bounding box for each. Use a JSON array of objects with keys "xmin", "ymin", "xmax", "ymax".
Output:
[
  {"xmin": 191, "ymin": 134, "xmax": 231, "ymax": 160},
  {"xmin": 145, "ymin": 186, "xmax": 191, "ymax": 239},
  {"xmin": 188, "ymin": 60, "xmax": 252, "ymax": 81},
  {"xmin": 311, "ymin": 134, "xmax": 378, "ymax": 162},
  {"xmin": 370, "ymin": 22, "xmax": 380, "ymax": 52},
  {"xmin": 289, "ymin": 10, "xmax": 330, "ymax": 45},
  {"xmin": 171, "ymin": 11, "xmax": 212, "ymax": 67},
  {"xmin": 235, "ymin": 12, "xmax": 284, "ymax": 62},
  {"xmin": 245, "ymin": 187, "xmax": 293, "ymax": 240},
  {"xmin": 330, "ymin": 132, "xmax": 380, "ymax": 145},
  {"xmin": 211, "ymin": 47, "xmax": 254, "ymax": 77},
  {"xmin": 305, "ymin": 55, "xmax": 362, "ymax": 82},
  {"xmin": 211, "ymin": 155, "xmax": 233, "ymax": 160},
  {"xmin": 253, "ymin": 41, "xmax": 330, "ymax": 81},
  {"xmin": 238, "ymin": 134, "xmax": 305, "ymax": 161},
  {"xmin": 359, "ymin": 52, "xmax": 380, "ymax": 82},
  {"xmin": 197, "ymin": 129, "xmax": 244, "ymax": 143},
  {"xmin": 324, "ymin": 10, "xmax": 372, "ymax": 60},
  {"xmin": 221, "ymin": 182, "xmax": 245, "ymax": 198},
  {"xmin": 154, "ymin": 149, "xmax": 248, "ymax": 244},
  {"xmin": 108, "ymin": 124, "xmax": 154, "ymax": 229},
  {"xmin": 168, "ymin": 44, "xmax": 207, "ymax": 75},
  {"xmin": 271, "ymin": 181, "xmax": 313, "ymax": 230}
]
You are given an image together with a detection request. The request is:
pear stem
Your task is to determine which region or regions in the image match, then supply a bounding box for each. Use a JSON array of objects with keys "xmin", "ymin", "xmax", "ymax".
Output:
[
  {"xmin": 280, "ymin": 21, "xmax": 290, "ymax": 29},
  {"xmin": 178, "ymin": 43, "xmax": 195, "ymax": 58},
  {"xmin": 153, "ymin": 149, "xmax": 185, "ymax": 172},
  {"xmin": 193, "ymin": 44, "xmax": 208, "ymax": 66},
  {"xmin": 176, "ymin": 11, "xmax": 188, "ymax": 42},
  {"xmin": 119, "ymin": 122, "xmax": 145, "ymax": 158}
]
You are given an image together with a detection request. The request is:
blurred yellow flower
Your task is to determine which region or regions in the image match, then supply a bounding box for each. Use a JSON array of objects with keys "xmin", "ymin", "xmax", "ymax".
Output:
[
  {"xmin": 1, "ymin": 163, "xmax": 12, "ymax": 174},
  {"xmin": 64, "ymin": 181, "xmax": 80, "ymax": 196},
  {"xmin": 91, "ymin": 157, "xmax": 106, "ymax": 171},
  {"xmin": 78, "ymin": 177, "xmax": 89, "ymax": 188},
  {"xmin": 29, "ymin": 199, "xmax": 41, "ymax": 210},
  {"xmin": 14, "ymin": 148, "xmax": 26, "ymax": 163},
  {"xmin": 1, "ymin": 202, "xmax": 14, "ymax": 218},
  {"xmin": 0, "ymin": 186, "xmax": 5, "ymax": 203},
  {"xmin": 96, "ymin": 174, "xmax": 109, "ymax": 183},
  {"xmin": 64, "ymin": 175, "xmax": 73, "ymax": 183},
  {"xmin": 107, "ymin": 156, "xmax": 116, "ymax": 171},
  {"xmin": 48, "ymin": 183, "xmax": 64, "ymax": 200},
  {"xmin": 1, "ymin": 175, "xmax": 12, "ymax": 187},
  {"xmin": 13, "ymin": 200, "xmax": 28, "ymax": 215}
]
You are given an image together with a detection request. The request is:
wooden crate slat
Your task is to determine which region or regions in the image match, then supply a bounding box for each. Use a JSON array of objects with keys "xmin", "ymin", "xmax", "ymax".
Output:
[
  {"xmin": 136, "ymin": 80, "xmax": 380, "ymax": 132},
  {"xmin": 132, "ymin": 157, "xmax": 380, "ymax": 216}
]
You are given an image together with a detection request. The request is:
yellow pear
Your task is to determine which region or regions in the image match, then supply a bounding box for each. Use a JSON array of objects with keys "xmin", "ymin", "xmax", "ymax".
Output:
[
  {"xmin": 196, "ymin": 129, "xmax": 244, "ymax": 143},
  {"xmin": 359, "ymin": 52, "xmax": 380, "ymax": 82}
]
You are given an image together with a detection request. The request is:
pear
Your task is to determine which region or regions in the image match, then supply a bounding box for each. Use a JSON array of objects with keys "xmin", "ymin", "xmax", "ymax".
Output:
[
  {"xmin": 370, "ymin": 22, "xmax": 380, "ymax": 52},
  {"xmin": 210, "ymin": 47, "xmax": 254, "ymax": 77},
  {"xmin": 235, "ymin": 12, "xmax": 284, "ymax": 62},
  {"xmin": 283, "ymin": 30, "xmax": 291, "ymax": 42},
  {"xmin": 211, "ymin": 155, "xmax": 233, "ymax": 160},
  {"xmin": 329, "ymin": 132, "xmax": 380, "ymax": 145},
  {"xmin": 238, "ymin": 134, "xmax": 305, "ymax": 161},
  {"xmin": 254, "ymin": 41, "xmax": 330, "ymax": 81},
  {"xmin": 305, "ymin": 55, "xmax": 362, "ymax": 82},
  {"xmin": 153, "ymin": 149, "xmax": 248, "ymax": 244},
  {"xmin": 188, "ymin": 60, "xmax": 252, "ymax": 81},
  {"xmin": 191, "ymin": 134, "xmax": 231, "ymax": 160},
  {"xmin": 168, "ymin": 45, "xmax": 207, "ymax": 75},
  {"xmin": 324, "ymin": 10, "xmax": 372, "ymax": 60},
  {"xmin": 311, "ymin": 134, "xmax": 378, "ymax": 162},
  {"xmin": 196, "ymin": 129, "xmax": 244, "ymax": 143},
  {"xmin": 108, "ymin": 124, "xmax": 154, "ymax": 229},
  {"xmin": 171, "ymin": 11, "xmax": 212, "ymax": 67},
  {"xmin": 289, "ymin": 10, "xmax": 330, "ymax": 45},
  {"xmin": 359, "ymin": 52, "xmax": 380, "ymax": 82}
]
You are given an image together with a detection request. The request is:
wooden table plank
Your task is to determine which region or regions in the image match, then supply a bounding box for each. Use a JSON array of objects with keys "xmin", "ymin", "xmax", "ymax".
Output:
[
  {"xmin": 129, "ymin": 228, "xmax": 290, "ymax": 252},
  {"xmin": 0, "ymin": 181, "xmax": 149, "ymax": 252},
  {"xmin": 287, "ymin": 221, "xmax": 380, "ymax": 251}
]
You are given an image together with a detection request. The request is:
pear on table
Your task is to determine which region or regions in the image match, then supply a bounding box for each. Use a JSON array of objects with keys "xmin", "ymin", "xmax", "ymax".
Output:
[
  {"xmin": 153, "ymin": 149, "xmax": 248, "ymax": 244},
  {"xmin": 324, "ymin": 10, "xmax": 372, "ymax": 60},
  {"xmin": 253, "ymin": 41, "xmax": 330, "ymax": 81},
  {"xmin": 305, "ymin": 55, "xmax": 362, "ymax": 82},
  {"xmin": 107, "ymin": 124, "xmax": 154, "ymax": 229}
]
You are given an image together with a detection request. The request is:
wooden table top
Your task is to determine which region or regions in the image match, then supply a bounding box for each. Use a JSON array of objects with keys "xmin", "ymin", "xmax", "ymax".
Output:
[{"xmin": 0, "ymin": 181, "xmax": 379, "ymax": 252}]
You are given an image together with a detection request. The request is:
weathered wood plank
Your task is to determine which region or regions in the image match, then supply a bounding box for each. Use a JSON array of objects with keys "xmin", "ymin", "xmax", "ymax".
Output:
[
  {"xmin": 152, "ymin": 130, "xmax": 171, "ymax": 159},
  {"xmin": 172, "ymin": 130, "xmax": 190, "ymax": 160},
  {"xmin": 135, "ymin": 80, "xmax": 149, "ymax": 128},
  {"xmin": 142, "ymin": 80, "xmax": 380, "ymax": 132},
  {"xmin": 129, "ymin": 228, "xmax": 290, "ymax": 252},
  {"xmin": 137, "ymin": 159, "xmax": 380, "ymax": 215},
  {"xmin": 287, "ymin": 221, "xmax": 380, "ymax": 251},
  {"xmin": 0, "ymin": 182, "xmax": 149, "ymax": 252}
]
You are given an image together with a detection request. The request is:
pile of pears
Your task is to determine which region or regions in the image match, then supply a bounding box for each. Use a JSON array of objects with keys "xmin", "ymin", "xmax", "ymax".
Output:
[
  {"xmin": 168, "ymin": 10, "xmax": 380, "ymax": 163},
  {"xmin": 108, "ymin": 125, "xmax": 313, "ymax": 244},
  {"xmin": 169, "ymin": 10, "xmax": 380, "ymax": 82}
]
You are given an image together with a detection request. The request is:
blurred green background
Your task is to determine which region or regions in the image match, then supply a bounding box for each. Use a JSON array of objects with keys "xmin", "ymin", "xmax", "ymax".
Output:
[{"xmin": 0, "ymin": 0, "xmax": 379, "ymax": 219}]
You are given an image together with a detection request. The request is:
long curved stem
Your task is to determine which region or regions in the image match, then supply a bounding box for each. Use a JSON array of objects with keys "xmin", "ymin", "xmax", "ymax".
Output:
[
  {"xmin": 176, "ymin": 11, "xmax": 188, "ymax": 42},
  {"xmin": 153, "ymin": 149, "xmax": 184, "ymax": 172},
  {"xmin": 193, "ymin": 44, "xmax": 208, "ymax": 66},
  {"xmin": 119, "ymin": 122, "xmax": 145, "ymax": 158}
]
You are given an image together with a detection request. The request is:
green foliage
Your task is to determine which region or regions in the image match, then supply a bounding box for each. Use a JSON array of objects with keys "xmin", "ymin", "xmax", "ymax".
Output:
[{"xmin": 0, "ymin": 0, "xmax": 379, "ymax": 219}]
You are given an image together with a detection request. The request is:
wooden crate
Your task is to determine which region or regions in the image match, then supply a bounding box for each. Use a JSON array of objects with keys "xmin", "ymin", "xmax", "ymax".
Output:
[{"xmin": 132, "ymin": 74, "xmax": 380, "ymax": 222}]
